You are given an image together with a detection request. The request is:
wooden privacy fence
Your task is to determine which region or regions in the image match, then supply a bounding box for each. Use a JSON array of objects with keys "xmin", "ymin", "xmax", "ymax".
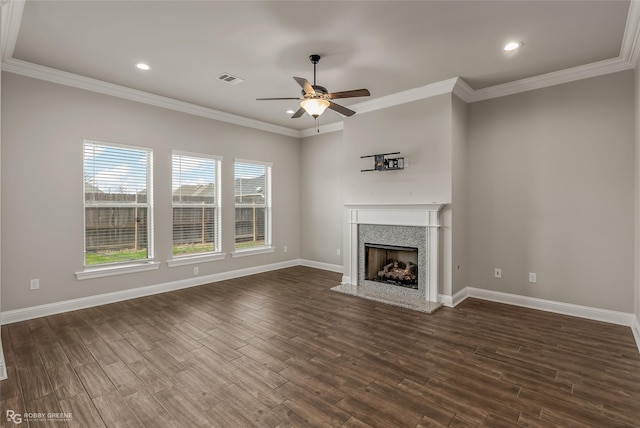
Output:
[{"xmin": 85, "ymin": 206, "xmax": 264, "ymax": 251}]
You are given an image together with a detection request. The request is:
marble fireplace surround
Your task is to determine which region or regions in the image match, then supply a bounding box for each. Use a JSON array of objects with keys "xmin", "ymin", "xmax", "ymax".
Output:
[{"xmin": 332, "ymin": 204, "xmax": 444, "ymax": 314}]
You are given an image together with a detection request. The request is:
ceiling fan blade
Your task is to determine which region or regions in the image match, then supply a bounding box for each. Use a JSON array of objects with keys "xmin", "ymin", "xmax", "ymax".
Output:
[
  {"xmin": 328, "ymin": 89, "xmax": 371, "ymax": 99},
  {"xmin": 256, "ymin": 97, "xmax": 303, "ymax": 101},
  {"xmin": 291, "ymin": 107, "xmax": 306, "ymax": 118},
  {"xmin": 328, "ymin": 101, "xmax": 356, "ymax": 117},
  {"xmin": 293, "ymin": 77, "xmax": 315, "ymax": 96}
]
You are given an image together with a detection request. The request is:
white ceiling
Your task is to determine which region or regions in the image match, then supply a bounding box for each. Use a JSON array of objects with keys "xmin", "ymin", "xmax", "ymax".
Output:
[{"xmin": 3, "ymin": 1, "xmax": 636, "ymax": 132}]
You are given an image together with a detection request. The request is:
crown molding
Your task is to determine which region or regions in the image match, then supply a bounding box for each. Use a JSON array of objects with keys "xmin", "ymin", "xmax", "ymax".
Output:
[
  {"xmin": 621, "ymin": 0, "xmax": 640, "ymax": 66},
  {"xmin": 451, "ymin": 77, "xmax": 475, "ymax": 103},
  {"xmin": 1, "ymin": 58, "xmax": 301, "ymax": 138},
  {"xmin": 469, "ymin": 57, "xmax": 632, "ymax": 103},
  {"xmin": 351, "ymin": 77, "xmax": 458, "ymax": 115},
  {"xmin": 0, "ymin": 0, "xmax": 24, "ymax": 61}
]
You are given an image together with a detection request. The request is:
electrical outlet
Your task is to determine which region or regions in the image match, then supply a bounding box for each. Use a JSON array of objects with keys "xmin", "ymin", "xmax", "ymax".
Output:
[
  {"xmin": 494, "ymin": 268, "xmax": 502, "ymax": 279},
  {"xmin": 193, "ymin": 267, "xmax": 199, "ymax": 276},
  {"xmin": 529, "ymin": 272, "xmax": 537, "ymax": 283},
  {"xmin": 337, "ymin": 248, "xmax": 341, "ymax": 256},
  {"xmin": 30, "ymin": 278, "xmax": 40, "ymax": 290},
  {"xmin": 284, "ymin": 246, "xmax": 288, "ymax": 253}
]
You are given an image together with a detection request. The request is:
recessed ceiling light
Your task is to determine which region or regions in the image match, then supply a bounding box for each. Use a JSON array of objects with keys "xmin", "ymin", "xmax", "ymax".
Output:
[
  {"xmin": 286, "ymin": 109, "xmax": 295, "ymax": 114},
  {"xmin": 503, "ymin": 42, "xmax": 521, "ymax": 52},
  {"xmin": 136, "ymin": 63, "xmax": 151, "ymax": 71}
]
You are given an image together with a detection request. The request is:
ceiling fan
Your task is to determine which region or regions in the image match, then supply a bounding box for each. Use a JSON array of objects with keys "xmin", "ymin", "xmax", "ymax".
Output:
[{"xmin": 257, "ymin": 54, "xmax": 370, "ymax": 119}]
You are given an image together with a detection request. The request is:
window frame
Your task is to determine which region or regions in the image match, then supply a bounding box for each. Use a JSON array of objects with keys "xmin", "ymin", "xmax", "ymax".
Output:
[
  {"xmin": 77, "ymin": 139, "xmax": 157, "ymax": 279},
  {"xmin": 232, "ymin": 159, "xmax": 273, "ymax": 257},
  {"xmin": 168, "ymin": 151, "xmax": 224, "ymax": 266}
]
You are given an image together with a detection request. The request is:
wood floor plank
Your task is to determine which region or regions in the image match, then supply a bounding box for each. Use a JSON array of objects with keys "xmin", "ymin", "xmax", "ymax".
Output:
[
  {"xmin": 0, "ymin": 366, "xmax": 21, "ymax": 401},
  {"xmin": 102, "ymin": 360, "xmax": 147, "ymax": 398},
  {"xmin": 86, "ymin": 338, "xmax": 122, "ymax": 367},
  {"xmin": 47, "ymin": 363, "xmax": 85, "ymax": 401},
  {"xmin": 225, "ymin": 367, "xmax": 288, "ymax": 408},
  {"xmin": 0, "ymin": 395, "xmax": 27, "ymax": 426},
  {"xmin": 25, "ymin": 393, "xmax": 70, "ymax": 428},
  {"xmin": 92, "ymin": 389, "xmax": 144, "ymax": 428},
  {"xmin": 126, "ymin": 390, "xmax": 182, "ymax": 428},
  {"xmin": 205, "ymin": 402, "xmax": 254, "ymax": 428},
  {"xmin": 122, "ymin": 330, "xmax": 157, "ymax": 353},
  {"xmin": 141, "ymin": 347, "xmax": 185, "ymax": 377},
  {"xmin": 18, "ymin": 365, "xmax": 53, "ymax": 402},
  {"xmin": 170, "ymin": 368, "xmax": 223, "ymax": 410},
  {"xmin": 58, "ymin": 391, "xmax": 106, "ymax": 428},
  {"xmin": 275, "ymin": 381, "xmax": 351, "ymax": 426},
  {"xmin": 75, "ymin": 362, "xmax": 116, "ymax": 399},
  {"xmin": 109, "ymin": 339, "xmax": 145, "ymax": 365},
  {"xmin": 63, "ymin": 341, "xmax": 96, "ymax": 368},
  {"xmin": 154, "ymin": 387, "xmax": 212, "ymax": 427},
  {"xmin": 215, "ymin": 383, "xmax": 282, "ymax": 428},
  {"xmin": 38, "ymin": 343, "xmax": 71, "ymax": 370},
  {"xmin": 231, "ymin": 355, "xmax": 287, "ymax": 389},
  {"xmin": 127, "ymin": 359, "xmax": 174, "ymax": 394},
  {"xmin": 0, "ymin": 266, "xmax": 638, "ymax": 427}
]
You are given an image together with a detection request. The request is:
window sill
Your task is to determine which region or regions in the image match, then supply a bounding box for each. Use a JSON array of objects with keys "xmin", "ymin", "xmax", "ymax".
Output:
[
  {"xmin": 167, "ymin": 252, "xmax": 227, "ymax": 267},
  {"xmin": 231, "ymin": 246, "xmax": 275, "ymax": 258},
  {"xmin": 76, "ymin": 261, "xmax": 160, "ymax": 280}
]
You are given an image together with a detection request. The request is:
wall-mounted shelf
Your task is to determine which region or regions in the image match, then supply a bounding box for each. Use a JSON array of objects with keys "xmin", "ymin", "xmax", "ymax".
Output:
[{"xmin": 361, "ymin": 152, "xmax": 404, "ymax": 172}]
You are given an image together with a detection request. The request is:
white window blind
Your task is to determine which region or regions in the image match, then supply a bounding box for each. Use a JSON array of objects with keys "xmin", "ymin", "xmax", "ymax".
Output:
[
  {"xmin": 234, "ymin": 160, "xmax": 272, "ymax": 250},
  {"xmin": 172, "ymin": 152, "xmax": 221, "ymax": 256},
  {"xmin": 83, "ymin": 140, "xmax": 153, "ymax": 266}
]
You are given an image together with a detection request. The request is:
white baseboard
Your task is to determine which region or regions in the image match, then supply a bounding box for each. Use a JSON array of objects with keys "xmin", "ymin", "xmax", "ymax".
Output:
[
  {"xmin": 439, "ymin": 288, "xmax": 469, "ymax": 308},
  {"xmin": 438, "ymin": 294, "xmax": 452, "ymax": 307},
  {"xmin": 455, "ymin": 287, "xmax": 634, "ymax": 327},
  {"xmin": 632, "ymin": 316, "xmax": 640, "ymax": 353},
  {"xmin": 299, "ymin": 259, "xmax": 343, "ymax": 273},
  {"xmin": 0, "ymin": 259, "xmax": 300, "ymax": 325},
  {"xmin": 0, "ymin": 339, "xmax": 6, "ymax": 381}
]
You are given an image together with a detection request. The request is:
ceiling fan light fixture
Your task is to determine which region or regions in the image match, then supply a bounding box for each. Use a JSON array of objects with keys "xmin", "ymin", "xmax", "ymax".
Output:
[{"xmin": 300, "ymin": 98, "xmax": 330, "ymax": 118}]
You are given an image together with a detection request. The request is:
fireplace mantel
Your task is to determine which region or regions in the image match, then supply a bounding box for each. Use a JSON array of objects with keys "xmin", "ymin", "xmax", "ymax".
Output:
[
  {"xmin": 344, "ymin": 204, "xmax": 444, "ymax": 227},
  {"xmin": 335, "ymin": 204, "xmax": 445, "ymax": 313}
]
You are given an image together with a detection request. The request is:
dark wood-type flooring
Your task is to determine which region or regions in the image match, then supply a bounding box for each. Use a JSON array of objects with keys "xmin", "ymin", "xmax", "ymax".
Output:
[{"xmin": 1, "ymin": 266, "xmax": 639, "ymax": 427}]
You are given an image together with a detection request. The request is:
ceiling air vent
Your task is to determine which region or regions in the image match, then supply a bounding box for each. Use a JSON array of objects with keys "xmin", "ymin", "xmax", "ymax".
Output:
[{"xmin": 216, "ymin": 72, "xmax": 244, "ymax": 85}]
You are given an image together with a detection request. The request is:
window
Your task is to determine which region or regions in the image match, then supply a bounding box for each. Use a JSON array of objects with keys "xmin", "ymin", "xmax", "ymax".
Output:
[
  {"xmin": 172, "ymin": 152, "xmax": 221, "ymax": 257},
  {"xmin": 234, "ymin": 160, "xmax": 272, "ymax": 251},
  {"xmin": 83, "ymin": 140, "xmax": 153, "ymax": 266}
]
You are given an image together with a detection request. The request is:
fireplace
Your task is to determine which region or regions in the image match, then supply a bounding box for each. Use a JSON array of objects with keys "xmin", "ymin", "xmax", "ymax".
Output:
[
  {"xmin": 332, "ymin": 204, "xmax": 444, "ymax": 314},
  {"xmin": 365, "ymin": 243, "xmax": 418, "ymax": 289}
]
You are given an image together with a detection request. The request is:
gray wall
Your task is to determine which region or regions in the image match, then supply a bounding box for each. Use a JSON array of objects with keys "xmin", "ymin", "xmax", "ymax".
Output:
[
  {"xmin": 1, "ymin": 72, "xmax": 301, "ymax": 312},
  {"xmin": 451, "ymin": 94, "xmax": 468, "ymax": 295},
  {"xmin": 299, "ymin": 130, "xmax": 344, "ymax": 266},
  {"xmin": 467, "ymin": 71, "xmax": 635, "ymax": 312},
  {"xmin": 343, "ymin": 94, "xmax": 452, "ymax": 205},
  {"xmin": 0, "ymin": 9, "xmax": 4, "ymax": 373},
  {"xmin": 635, "ymin": 57, "xmax": 640, "ymax": 325}
]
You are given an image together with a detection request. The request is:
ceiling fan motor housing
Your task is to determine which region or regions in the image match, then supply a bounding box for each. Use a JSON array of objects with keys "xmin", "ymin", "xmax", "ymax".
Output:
[{"xmin": 301, "ymin": 85, "xmax": 329, "ymax": 98}]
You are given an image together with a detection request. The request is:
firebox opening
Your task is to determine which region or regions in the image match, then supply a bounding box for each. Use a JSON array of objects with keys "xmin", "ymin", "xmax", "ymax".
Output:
[{"xmin": 365, "ymin": 243, "xmax": 418, "ymax": 289}]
